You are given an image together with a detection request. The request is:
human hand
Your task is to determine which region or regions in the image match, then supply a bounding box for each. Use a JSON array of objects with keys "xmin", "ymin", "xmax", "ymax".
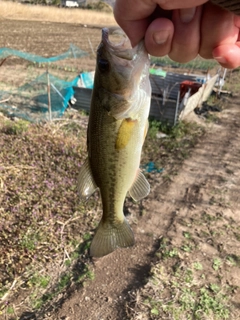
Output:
[{"xmin": 114, "ymin": 0, "xmax": 240, "ymax": 69}]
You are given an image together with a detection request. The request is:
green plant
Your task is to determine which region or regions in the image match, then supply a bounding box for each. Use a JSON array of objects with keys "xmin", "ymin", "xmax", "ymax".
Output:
[
  {"xmin": 198, "ymin": 288, "xmax": 229, "ymax": 319},
  {"xmin": 58, "ymin": 274, "xmax": 71, "ymax": 291},
  {"xmin": 6, "ymin": 306, "xmax": 14, "ymax": 314},
  {"xmin": 209, "ymin": 283, "xmax": 220, "ymax": 293},
  {"xmin": 183, "ymin": 231, "xmax": 191, "ymax": 239},
  {"xmin": 193, "ymin": 262, "xmax": 203, "ymax": 271},
  {"xmin": 148, "ymin": 119, "xmax": 161, "ymax": 139},
  {"xmin": 181, "ymin": 243, "xmax": 193, "ymax": 252},
  {"xmin": 1, "ymin": 119, "xmax": 29, "ymax": 135},
  {"xmin": 151, "ymin": 307, "xmax": 159, "ymax": 316},
  {"xmin": 151, "ymin": 55, "xmax": 217, "ymax": 70},
  {"xmin": 212, "ymin": 258, "xmax": 221, "ymax": 271},
  {"xmin": 28, "ymin": 274, "xmax": 50, "ymax": 289},
  {"xmin": 205, "ymin": 113, "xmax": 219, "ymax": 123},
  {"xmin": 158, "ymin": 238, "xmax": 179, "ymax": 259}
]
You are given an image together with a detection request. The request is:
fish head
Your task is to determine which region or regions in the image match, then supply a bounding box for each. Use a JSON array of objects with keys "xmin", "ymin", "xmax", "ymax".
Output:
[{"xmin": 94, "ymin": 27, "xmax": 151, "ymax": 120}]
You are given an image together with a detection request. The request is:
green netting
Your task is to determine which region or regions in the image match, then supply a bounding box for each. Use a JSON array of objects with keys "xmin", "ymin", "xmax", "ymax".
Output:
[
  {"xmin": 0, "ymin": 44, "xmax": 87, "ymax": 63},
  {"xmin": 0, "ymin": 72, "xmax": 80, "ymax": 122},
  {"xmin": 0, "ymin": 45, "xmax": 88, "ymax": 122}
]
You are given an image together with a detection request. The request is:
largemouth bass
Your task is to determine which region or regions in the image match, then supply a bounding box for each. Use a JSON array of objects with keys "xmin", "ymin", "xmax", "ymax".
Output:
[{"xmin": 77, "ymin": 27, "xmax": 151, "ymax": 257}]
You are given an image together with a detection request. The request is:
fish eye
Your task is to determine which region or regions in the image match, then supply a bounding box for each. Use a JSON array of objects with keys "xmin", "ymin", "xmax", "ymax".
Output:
[{"xmin": 98, "ymin": 58, "xmax": 110, "ymax": 72}]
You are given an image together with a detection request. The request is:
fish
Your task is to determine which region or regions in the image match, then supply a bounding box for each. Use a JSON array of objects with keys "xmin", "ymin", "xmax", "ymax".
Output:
[{"xmin": 77, "ymin": 27, "xmax": 151, "ymax": 257}]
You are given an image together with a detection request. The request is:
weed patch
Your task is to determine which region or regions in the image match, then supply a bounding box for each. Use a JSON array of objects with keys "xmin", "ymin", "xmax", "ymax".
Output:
[
  {"xmin": 127, "ymin": 203, "xmax": 240, "ymax": 320},
  {"xmin": 151, "ymin": 56, "xmax": 217, "ymax": 71},
  {"xmin": 0, "ymin": 112, "xmax": 98, "ymax": 317},
  {"xmin": 143, "ymin": 120, "xmax": 205, "ymax": 182}
]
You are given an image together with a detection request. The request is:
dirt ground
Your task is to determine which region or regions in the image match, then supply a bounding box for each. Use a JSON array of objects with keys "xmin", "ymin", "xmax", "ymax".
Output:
[
  {"xmin": 0, "ymin": 18, "xmax": 240, "ymax": 320},
  {"xmin": 48, "ymin": 98, "xmax": 240, "ymax": 320},
  {"xmin": 0, "ymin": 18, "xmax": 102, "ymax": 83}
]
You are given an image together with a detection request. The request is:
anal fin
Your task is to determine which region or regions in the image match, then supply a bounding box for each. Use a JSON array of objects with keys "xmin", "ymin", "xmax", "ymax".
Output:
[
  {"xmin": 77, "ymin": 158, "xmax": 98, "ymax": 200},
  {"xmin": 128, "ymin": 170, "xmax": 150, "ymax": 201}
]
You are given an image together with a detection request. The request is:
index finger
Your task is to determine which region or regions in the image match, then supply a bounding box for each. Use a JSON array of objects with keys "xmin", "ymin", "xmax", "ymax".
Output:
[
  {"xmin": 114, "ymin": 0, "xmax": 208, "ymax": 46},
  {"xmin": 114, "ymin": 0, "xmax": 156, "ymax": 46}
]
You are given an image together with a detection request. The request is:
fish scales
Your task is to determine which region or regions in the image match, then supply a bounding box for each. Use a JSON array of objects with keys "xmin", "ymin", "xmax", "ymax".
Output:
[{"xmin": 77, "ymin": 27, "xmax": 151, "ymax": 257}]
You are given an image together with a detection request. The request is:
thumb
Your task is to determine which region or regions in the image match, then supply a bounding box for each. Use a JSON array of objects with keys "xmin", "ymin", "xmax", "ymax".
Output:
[{"xmin": 213, "ymin": 43, "xmax": 240, "ymax": 69}]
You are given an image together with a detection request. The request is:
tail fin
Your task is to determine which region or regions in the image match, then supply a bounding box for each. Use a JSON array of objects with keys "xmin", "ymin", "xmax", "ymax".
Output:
[{"xmin": 90, "ymin": 218, "xmax": 134, "ymax": 257}]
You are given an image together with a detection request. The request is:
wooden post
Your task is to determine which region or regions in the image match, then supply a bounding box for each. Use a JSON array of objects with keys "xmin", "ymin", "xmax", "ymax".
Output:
[
  {"xmin": 219, "ymin": 68, "xmax": 227, "ymax": 96},
  {"xmin": 47, "ymin": 67, "xmax": 52, "ymax": 122},
  {"xmin": 174, "ymin": 90, "xmax": 180, "ymax": 126}
]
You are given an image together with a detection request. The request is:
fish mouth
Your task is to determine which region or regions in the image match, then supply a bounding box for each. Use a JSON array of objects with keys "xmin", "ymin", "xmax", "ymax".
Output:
[{"xmin": 101, "ymin": 27, "xmax": 142, "ymax": 61}]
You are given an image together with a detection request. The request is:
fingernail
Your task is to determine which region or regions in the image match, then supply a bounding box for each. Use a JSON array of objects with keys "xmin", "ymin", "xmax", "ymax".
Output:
[
  {"xmin": 179, "ymin": 7, "xmax": 196, "ymax": 23},
  {"xmin": 214, "ymin": 56, "xmax": 227, "ymax": 64},
  {"xmin": 153, "ymin": 31, "xmax": 169, "ymax": 45}
]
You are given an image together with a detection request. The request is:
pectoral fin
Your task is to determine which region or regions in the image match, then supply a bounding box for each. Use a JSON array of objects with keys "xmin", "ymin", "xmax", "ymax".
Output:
[
  {"xmin": 77, "ymin": 158, "xmax": 98, "ymax": 200},
  {"xmin": 144, "ymin": 119, "xmax": 149, "ymax": 143},
  {"xmin": 129, "ymin": 170, "xmax": 150, "ymax": 201},
  {"xmin": 115, "ymin": 118, "xmax": 137, "ymax": 150}
]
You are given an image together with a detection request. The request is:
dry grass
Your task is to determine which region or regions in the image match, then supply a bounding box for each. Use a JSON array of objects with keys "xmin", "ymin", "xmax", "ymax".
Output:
[{"xmin": 0, "ymin": 1, "xmax": 117, "ymax": 25}]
